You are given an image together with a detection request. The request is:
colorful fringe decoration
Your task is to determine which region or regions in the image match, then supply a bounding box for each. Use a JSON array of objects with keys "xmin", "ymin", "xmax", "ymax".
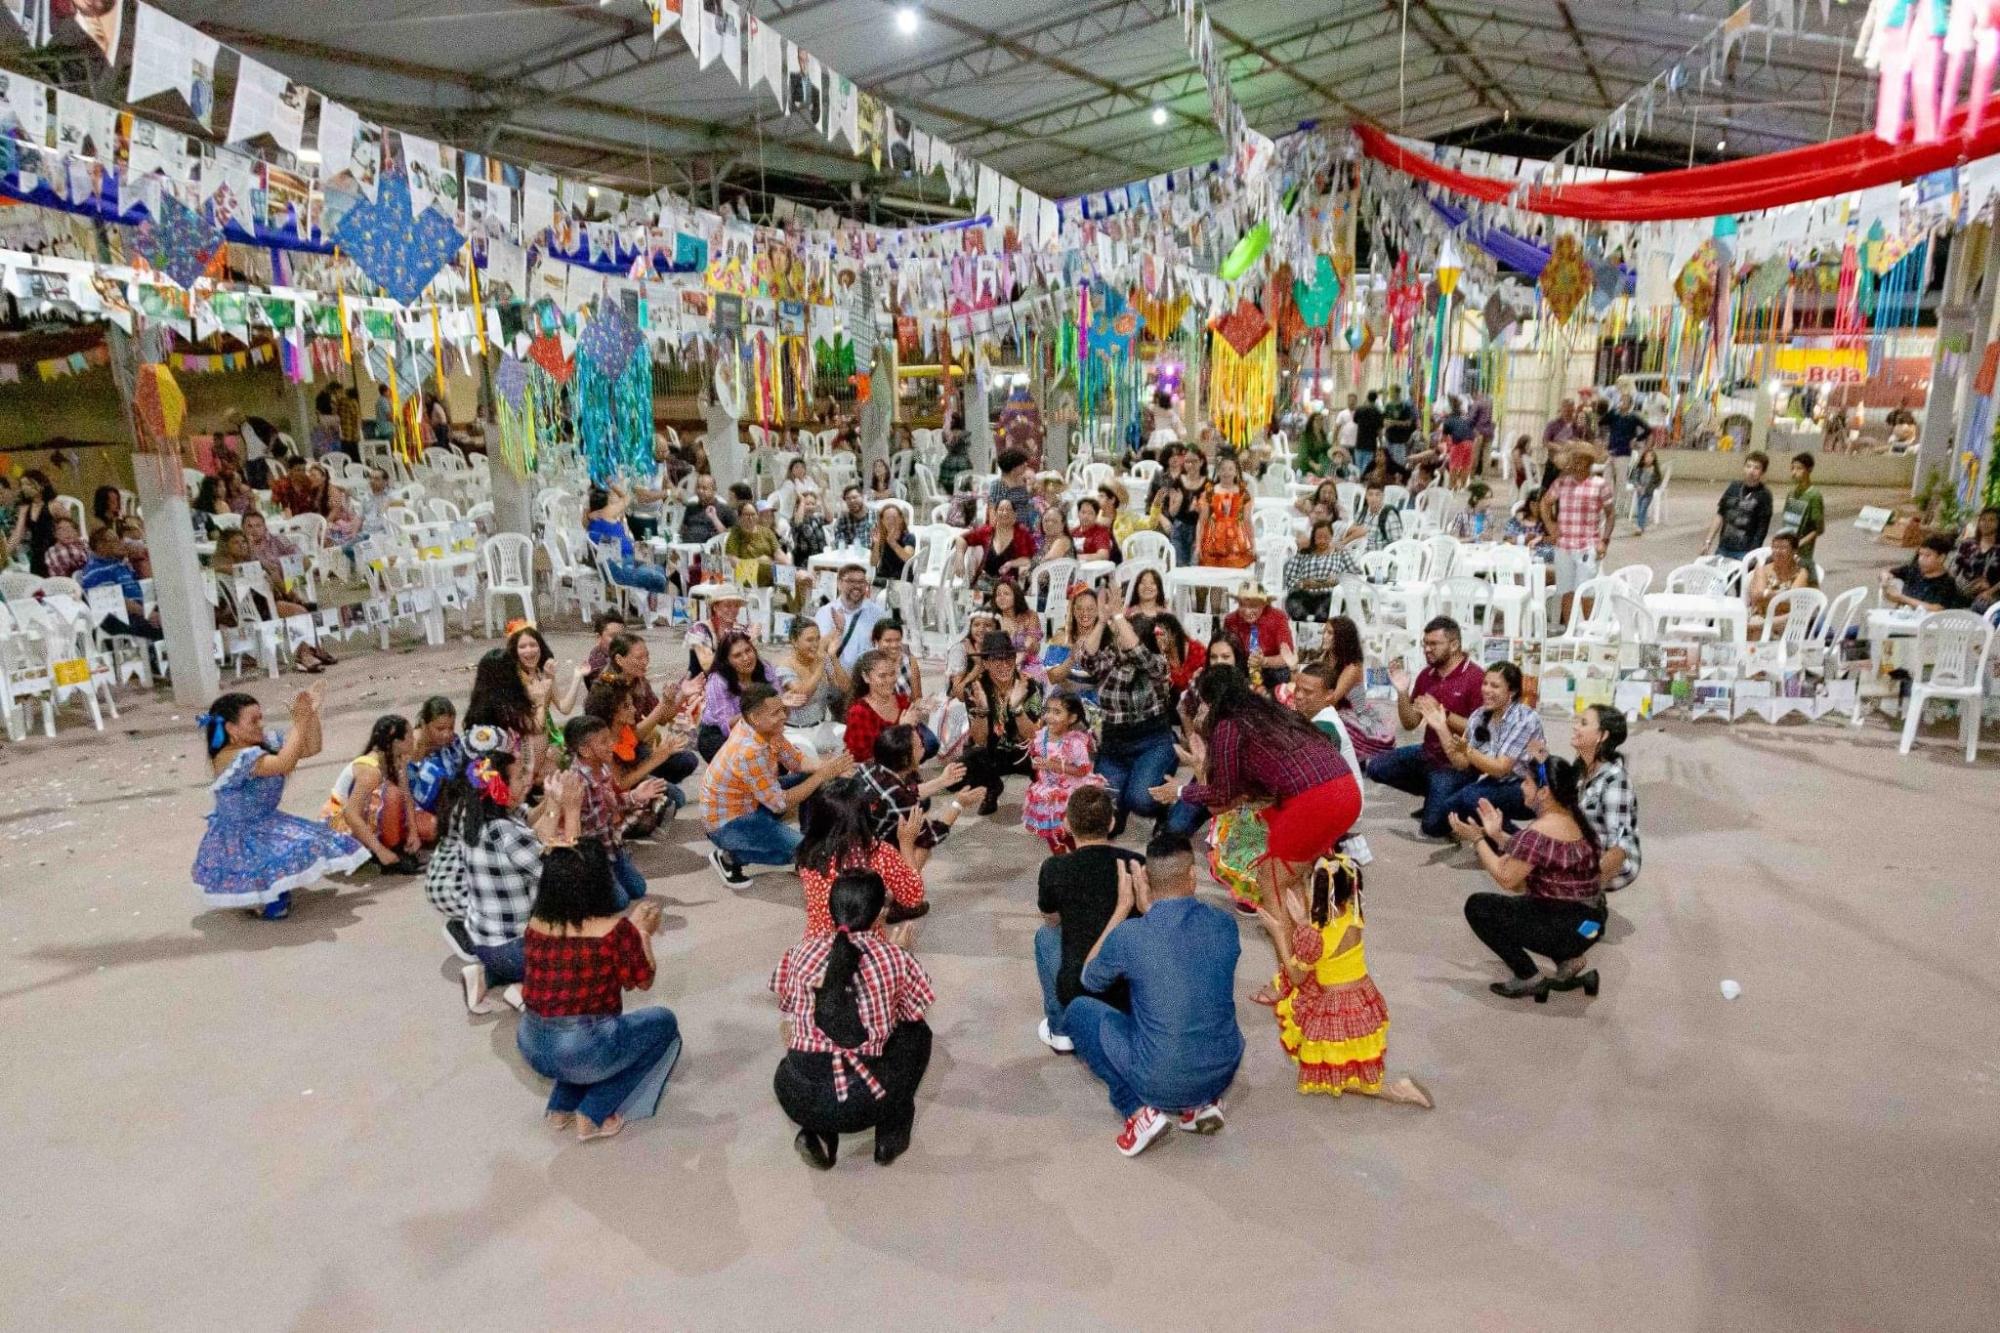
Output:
[
  {"xmin": 573, "ymin": 304, "xmax": 654, "ymax": 485},
  {"xmin": 1208, "ymin": 299, "xmax": 1276, "ymax": 448}
]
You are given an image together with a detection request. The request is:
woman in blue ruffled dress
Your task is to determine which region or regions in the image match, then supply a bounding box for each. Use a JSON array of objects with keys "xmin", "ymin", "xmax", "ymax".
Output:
[{"xmin": 193, "ymin": 685, "xmax": 371, "ymax": 920}]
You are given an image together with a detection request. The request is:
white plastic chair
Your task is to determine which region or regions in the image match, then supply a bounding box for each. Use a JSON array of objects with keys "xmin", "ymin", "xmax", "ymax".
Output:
[
  {"xmin": 49, "ymin": 495, "xmax": 86, "ymax": 529},
  {"xmin": 480, "ymin": 533, "xmax": 536, "ymax": 633},
  {"xmin": 1750, "ymin": 587, "xmax": 1828, "ymax": 677},
  {"xmin": 1026, "ymin": 558, "xmax": 1077, "ymax": 635},
  {"xmin": 1609, "ymin": 563, "xmax": 1654, "ymax": 597},
  {"xmin": 1433, "ymin": 576, "xmax": 1494, "ymax": 632},
  {"xmin": 1664, "ymin": 563, "xmax": 1731, "ymax": 597},
  {"xmin": 1122, "ymin": 530, "xmax": 1176, "ymax": 569},
  {"xmin": 1898, "ymin": 611, "xmax": 1994, "ymax": 762}
]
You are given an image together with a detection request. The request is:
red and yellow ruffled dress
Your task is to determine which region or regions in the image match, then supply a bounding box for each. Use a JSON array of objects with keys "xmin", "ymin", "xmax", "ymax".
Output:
[
  {"xmin": 1273, "ymin": 897, "xmax": 1389, "ymax": 1095},
  {"xmin": 1198, "ymin": 486, "xmax": 1255, "ymax": 568}
]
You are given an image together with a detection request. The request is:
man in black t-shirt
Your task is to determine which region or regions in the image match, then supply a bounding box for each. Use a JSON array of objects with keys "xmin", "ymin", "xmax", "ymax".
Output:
[
  {"xmin": 1703, "ymin": 451, "xmax": 1774, "ymax": 561},
  {"xmin": 1353, "ymin": 390, "xmax": 1384, "ymax": 476},
  {"xmin": 1380, "ymin": 388, "xmax": 1417, "ymax": 480},
  {"xmin": 1034, "ymin": 786, "xmax": 1141, "ymax": 1053}
]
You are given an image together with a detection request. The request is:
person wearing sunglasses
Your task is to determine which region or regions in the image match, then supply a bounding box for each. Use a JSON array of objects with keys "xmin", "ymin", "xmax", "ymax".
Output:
[{"xmin": 1410, "ymin": 661, "xmax": 1544, "ymax": 839}]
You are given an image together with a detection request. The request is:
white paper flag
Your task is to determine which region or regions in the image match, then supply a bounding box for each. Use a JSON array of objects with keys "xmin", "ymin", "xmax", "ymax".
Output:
[
  {"xmin": 227, "ymin": 55, "xmax": 305, "ymax": 155},
  {"xmin": 128, "ymin": 3, "xmax": 221, "ymax": 129},
  {"xmin": 522, "ymin": 170, "xmax": 556, "ymax": 237},
  {"xmin": 0, "ymin": 68, "xmax": 49, "ymax": 147},
  {"xmin": 648, "ymin": 0, "xmax": 674, "ymax": 41},
  {"xmin": 748, "ymin": 15, "xmax": 783, "ymax": 105},
  {"xmin": 316, "ymin": 98, "xmax": 359, "ymax": 184},
  {"xmin": 401, "ymin": 131, "xmax": 443, "ymax": 215},
  {"xmin": 678, "ymin": 0, "xmax": 700, "ymax": 56},
  {"xmin": 715, "ymin": 0, "xmax": 743, "ymax": 83}
]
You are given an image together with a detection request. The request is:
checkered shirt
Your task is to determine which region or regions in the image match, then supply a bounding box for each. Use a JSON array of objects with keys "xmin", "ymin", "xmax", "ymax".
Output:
[
  {"xmin": 1580, "ymin": 758, "xmax": 1642, "ymax": 891},
  {"xmin": 832, "ymin": 510, "xmax": 875, "ymax": 549},
  {"xmin": 522, "ymin": 918, "xmax": 654, "ymax": 1018},
  {"xmin": 424, "ymin": 808, "xmax": 469, "ymax": 918},
  {"xmin": 462, "ymin": 815, "xmax": 543, "ymax": 947},
  {"xmin": 1095, "ymin": 644, "xmax": 1172, "ymax": 730},
  {"xmin": 700, "ymin": 722, "xmax": 805, "ymax": 830},
  {"xmin": 1550, "ymin": 474, "xmax": 1610, "ymax": 551},
  {"xmin": 770, "ymin": 931, "xmax": 935, "ymax": 1101},
  {"xmin": 1465, "ymin": 700, "xmax": 1545, "ymax": 764},
  {"xmin": 576, "ymin": 759, "xmax": 629, "ymax": 846}
]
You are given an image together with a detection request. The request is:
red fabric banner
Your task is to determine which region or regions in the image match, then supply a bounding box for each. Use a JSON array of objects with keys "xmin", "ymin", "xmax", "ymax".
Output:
[{"xmin": 1356, "ymin": 119, "xmax": 2000, "ymax": 222}]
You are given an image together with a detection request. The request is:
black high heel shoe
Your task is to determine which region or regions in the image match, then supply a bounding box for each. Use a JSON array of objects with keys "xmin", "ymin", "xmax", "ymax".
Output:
[
  {"xmin": 1549, "ymin": 968, "xmax": 1600, "ymax": 997},
  {"xmin": 1490, "ymin": 976, "xmax": 1551, "ymax": 1003}
]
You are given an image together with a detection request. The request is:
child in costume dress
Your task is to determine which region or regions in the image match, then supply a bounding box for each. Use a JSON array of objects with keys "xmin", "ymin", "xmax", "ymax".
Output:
[
  {"xmin": 194, "ymin": 687, "xmax": 370, "ymax": 920},
  {"xmin": 1021, "ymin": 693, "xmax": 1102, "ymax": 854},
  {"xmin": 1250, "ymin": 852, "xmax": 1433, "ymax": 1108}
]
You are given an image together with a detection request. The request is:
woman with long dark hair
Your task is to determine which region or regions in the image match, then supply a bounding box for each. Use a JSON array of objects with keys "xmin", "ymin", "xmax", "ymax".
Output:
[
  {"xmin": 1531, "ymin": 705, "xmax": 1641, "ymax": 893},
  {"xmin": 698, "ymin": 630, "xmax": 774, "ymax": 762},
  {"xmin": 517, "ymin": 842, "xmax": 679, "ymax": 1141},
  {"xmin": 1450, "ymin": 755, "xmax": 1606, "ymax": 1001},
  {"xmin": 9, "ymin": 469, "xmax": 59, "ymax": 574},
  {"xmin": 1154, "ymin": 668, "xmax": 1362, "ymax": 915},
  {"xmin": 771, "ymin": 869, "xmax": 935, "ymax": 1169},
  {"xmin": 466, "ymin": 647, "xmax": 537, "ymax": 740},
  {"xmin": 1316, "ymin": 615, "xmax": 1392, "ymax": 762},
  {"xmin": 794, "ymin": 776, "xmax": 926, "ymax": 937},
  {"xmin": 436, "ymin": 746, "xmax": 570, "ymax": 1014},
  {"xmin": 191, "ymin": 685, "xmax": 368, "ymax": 920},
  {"xmin": 1147, "ymin": 612, "xmax": 1205, "ymax": 700},
  {"xmin": 323, "ymin": 714, "xmax": 422, "ymax": 874}
]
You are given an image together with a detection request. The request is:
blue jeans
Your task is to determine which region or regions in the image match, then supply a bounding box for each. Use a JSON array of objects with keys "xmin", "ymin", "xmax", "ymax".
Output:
[
  {"xmin": 1164, "ymin": 797, "xmax": 1210, "ymax": 838},
  {"xmin": 1437, "ymin": 775, "xmax": 1534, "ymax": 835},
  {"xmin": 1034, "ymin": 925, "xmax": 1067, "ymax": 1038},
  {"xmin": 1096, "ymin": 724, "xmax": 1178, "ymax": 822},
  {"xmin": 1064, "ymin": 996, "xmax": 1238, "ymax": 1118},
  {"xmin": 1365, "ymin": 745, "xmax": 1475, "ymax": 837},
  {"xmin": 609, "ymin": 848, "xmax": 647, "ymax": 908},
  {"xmin": 1169, "ymin": 524, "xmax": 1197, "ymax": 566},
  {"xmin": 1633, "ymin": 490, "xmax": 1654, "ymax": 532},
  {"xmin": 608, "ymin": 560, "xmax": 669, "ymax": 594},
  {"xmin": 516, "ymin": 1007, "xmax": 682, "ymax": 1125},
  {"xmin": 707, "ymin": 772, "xmax": 808, "ymax": 867},
  {"xmin": 474, "ymin": 937, "xmax": 524, "ymax": 987}
]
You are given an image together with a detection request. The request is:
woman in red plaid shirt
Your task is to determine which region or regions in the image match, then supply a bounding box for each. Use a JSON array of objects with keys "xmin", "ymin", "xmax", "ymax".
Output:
[{"xmin": 772, "ymin": 869, "xmax": 933, "ymax": 1170}]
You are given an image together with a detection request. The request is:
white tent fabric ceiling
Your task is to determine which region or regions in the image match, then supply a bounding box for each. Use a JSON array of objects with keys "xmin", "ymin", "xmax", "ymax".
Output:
[{"xmin": 37, "ymin": 0, "xmax": 1870, "ymax": 213}]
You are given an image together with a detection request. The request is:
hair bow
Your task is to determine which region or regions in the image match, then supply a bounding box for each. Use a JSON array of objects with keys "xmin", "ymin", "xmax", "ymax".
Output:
[
  {"xmin": 1066, "ymin": 581, "xmax": 1094, "ymax": 599},
  {"xmin": 464, "ymin": 724, "xmax": 516, "ymax": 756},
  {"xmin": 195, "ymin": 711, "xmax": 228, "ymax": 750},
  {"xmin": 464, "ymin": 755, "xmax": 513, "ymax": 807}
]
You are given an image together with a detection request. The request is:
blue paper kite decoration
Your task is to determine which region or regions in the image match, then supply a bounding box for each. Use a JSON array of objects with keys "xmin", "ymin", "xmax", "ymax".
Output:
[
  {"xmin": 495, "ymin": 353, "xmax": 530, "ymax": 413},
  {"xmin": 577, "ymin": 304, "xmax": 643, "ymax": 379},
  {"xmin": 1084, "ymin": 283, "xmax": 1137, "ymax": 363},
  {"xmin": 331, "ymin": 172, "xmax": 465, "ymax": 306},
  {"xmin": 573, "ymin": 303, "xmax": 654, "ymax": 484},
  {"xmin": 143, "ymin": 193, "xmax": 225, "ymax": 289}
]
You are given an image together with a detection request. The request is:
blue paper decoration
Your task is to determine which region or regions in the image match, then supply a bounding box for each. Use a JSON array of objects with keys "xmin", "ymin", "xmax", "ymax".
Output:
[
  {"xmin": 495, "ymin": 353, "xmax": 530, "ymax": 412},
  {"xmin": 578, "ymin": 305, "xmax": 643, "ymax": 379},
  {"xmin": 675, "ymin": 231, "xmax": 708, "ymax": 272},
  {"xmin": 143, "ymin": 193, "xmax": 225, "ymax": 289},
  {"xmin": 331, "ymin": 172, "xmax": 466, "ymax": 305}
]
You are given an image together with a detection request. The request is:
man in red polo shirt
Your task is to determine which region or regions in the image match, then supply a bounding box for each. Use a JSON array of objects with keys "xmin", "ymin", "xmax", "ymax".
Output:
[{"xmin": 1361, "ymin": 615, "xmax": 1485, "ymax": 826}]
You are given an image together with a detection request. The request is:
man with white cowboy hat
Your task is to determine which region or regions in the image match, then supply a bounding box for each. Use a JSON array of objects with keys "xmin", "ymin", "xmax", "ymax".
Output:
[
  {"xmin": 1538, "ymin": 438, "xmax": 1614, "ymax": 623},
  {"xmin": 1219, "ymin": 582, "xmax": 1296, "ymax": 688}
]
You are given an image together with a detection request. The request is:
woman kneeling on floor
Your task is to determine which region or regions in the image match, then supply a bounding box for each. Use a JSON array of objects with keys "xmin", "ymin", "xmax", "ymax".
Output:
[
  {"xmin": 771, "ymin": 869, "xmax": 934, "ymax": 1170},
  {"xmin": 517, "ymin": 842, "xmax": 680, "ymax": 1142}
]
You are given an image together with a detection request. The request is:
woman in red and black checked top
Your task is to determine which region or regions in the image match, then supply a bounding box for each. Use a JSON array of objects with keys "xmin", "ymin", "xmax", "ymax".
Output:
[
  {"xmin": 516, "ymin": 844, "xmax": 681, "ymax": 1142},
  {"xmin": 772, "ymin": 869, "xmax": 934, "ymax": 1170},
  {"xmin": 796, "ymin": 778, "xmax": 927, "ymax": 938}
]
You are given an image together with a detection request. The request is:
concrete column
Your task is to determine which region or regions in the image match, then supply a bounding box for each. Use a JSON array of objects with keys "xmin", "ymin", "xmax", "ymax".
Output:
[
  {"xmin": 1930, "ymin": 227, "xmax": 2000, "ymax": 495},
  {"xmin": 484, "ymin": 421, "xmax": 532, "ymax": 537},
  {"xmin": 132, "ymin": 458, "xmax": 220, "ymax": 706},
  {"xmin": 962, "ymin": 380, "xmax": 993, "ymax": 472},
  {"xmin": 288, "ymin": 378, "xmax": 315, "ymax": 454},
  {"xmin": 704, "ymin": 397, "xmax": 745, "ymax": 491},
  {"xmin": 859, "ymin": 356, "xmax": 892, "ymax": 473}
]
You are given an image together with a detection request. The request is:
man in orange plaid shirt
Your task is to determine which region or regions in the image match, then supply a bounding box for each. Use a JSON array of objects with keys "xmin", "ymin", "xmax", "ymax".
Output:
[{"xmin": 701, "ymin": 684, "xmax": 856, "ymax": 886}]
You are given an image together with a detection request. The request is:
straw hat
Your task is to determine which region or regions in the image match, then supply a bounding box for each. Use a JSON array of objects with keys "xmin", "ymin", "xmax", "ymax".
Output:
[{"xmin": 1232, "ymin": 582, "xmax": 1273, "ymax": 605}]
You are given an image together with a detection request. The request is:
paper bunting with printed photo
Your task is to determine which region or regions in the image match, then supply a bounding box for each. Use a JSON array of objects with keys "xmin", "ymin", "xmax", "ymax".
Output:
[
  {"xmin": 330, "ymin": 171, "xmax": 466, "ymax": 306},
  {"xmin": 142, "ymin": 191, "xmax": 225, "ymax": 288},
  {"xmin": 578, "ymin": 303, "xmax": 643, "ymax": 378},
  {"xmin": 525, "ymin": 298, "xmax": 573, "ymax": 383}
]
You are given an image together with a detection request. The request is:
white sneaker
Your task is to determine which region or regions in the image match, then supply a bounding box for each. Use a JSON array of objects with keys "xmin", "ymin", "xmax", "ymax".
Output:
[
  {"xmin": 1116, "ymin": 1106, "xmax": 1170, "ymax": 1158},
  {"xmin": 1037, "ymin": 1018, "xmax": 1074, "ymax": 1053},
  {"xmin": 1177, "ymin": 1101, "xmax": 1225, "ymax": 1134},
  {"xmin": 461, "ymin": 963, "xmax": 501, "ymax": 1014},
  {"xmin": 500, "ymin": 984, "xmax": 525, "ymax": 1012}
]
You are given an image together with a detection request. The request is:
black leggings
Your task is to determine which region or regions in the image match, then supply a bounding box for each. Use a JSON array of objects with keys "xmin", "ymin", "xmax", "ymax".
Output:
[
  {"xmin": 774, "ymin": 1021, "xmax": 932, "ymax": 1144},
  {"xmin": 956, "ymin": 745, "xmax": 1034, "ymax": 800},
  {"xmin": 1464, "ymin": 893, "xmax": 1606, "ymax": 980}
]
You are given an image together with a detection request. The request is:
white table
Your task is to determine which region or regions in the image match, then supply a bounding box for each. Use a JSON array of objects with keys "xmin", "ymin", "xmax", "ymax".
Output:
[
  {"xmin": 1863, "ymin": 607, "xmax": 1927, "ymax": 660},
  {"xmin": 1076, "ymin": 558, "xmax": 1116, "ymax": 592},
  {"xmin": 1645, "ymin": 591, "xmax": 1748, "ymax": 643},
  {"xmin": 1167, "ymin": 564, "xmax": 1253, "ymax": 615}
]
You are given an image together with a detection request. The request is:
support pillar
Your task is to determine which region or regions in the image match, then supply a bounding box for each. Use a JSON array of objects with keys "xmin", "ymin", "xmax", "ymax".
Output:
[
  {"xmin": 859, "ymin": 352, "xmax": 893, "ymax": 473},
  {"xmin": 485, "ymin": 421, "xmax": 532, "ymax": 537},
  {"xmin": 962, "ymin": 379, "xmax": 992, "ymax": 473},
  {"xmin": 1928, "ymin": 224, "xmax": 1997, "ymax": 495},
  {"xmin": 131, "ymin": 459, "xmax": 220, "ymax": 706},
  {"xmin": 705, "ymin": 395, "xmax": 745, "ymax": 492},
  {"xmin": 288, "ymin": 378, "xmax": 315, "ymax": 455}
]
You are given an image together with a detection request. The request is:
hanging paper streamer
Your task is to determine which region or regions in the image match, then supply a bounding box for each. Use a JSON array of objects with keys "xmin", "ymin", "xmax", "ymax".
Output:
[
  {"xmin": 573, "ymin": 303, "xmax": 653, "ymax": 484},
  {"xmin": 1207, "ymin": 299, "xmax": 1276, "ymax": 447}
]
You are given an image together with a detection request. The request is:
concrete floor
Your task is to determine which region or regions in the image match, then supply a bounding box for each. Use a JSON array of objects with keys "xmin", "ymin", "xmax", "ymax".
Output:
[{"xmin": 2, "ymin": 484, "xmax": 1995, "ymax": 1331}]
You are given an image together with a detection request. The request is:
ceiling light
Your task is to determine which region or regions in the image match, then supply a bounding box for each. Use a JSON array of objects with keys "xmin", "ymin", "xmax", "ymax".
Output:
[
  {"xmin": 1152, "ymin": 106, "xmax": 1168, "ymax": 126},
  {"xmin": 896, "ymin": 6, "xmax": 919, "ymax": 36},
  {"xmin": 587, "ymin": 186, "xmax": 600, "ymax": 199},
  {"xmin": 297, "ymin": 147, "xmax": 321, "ymax": 164},
  {"xmin": 1715, "ymin": 138, "xmax": 1727, "ymax": 151}
]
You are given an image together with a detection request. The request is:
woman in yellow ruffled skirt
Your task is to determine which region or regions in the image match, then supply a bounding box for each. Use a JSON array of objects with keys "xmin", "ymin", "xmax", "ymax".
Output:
[{"xmin": 1251, "ymin": 853, "xmax": 1433, "ymax": 1106}]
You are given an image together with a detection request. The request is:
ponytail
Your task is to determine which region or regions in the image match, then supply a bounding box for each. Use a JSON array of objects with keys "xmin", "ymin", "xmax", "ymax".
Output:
[
  {"xmin": 813, "ymin": 869, "xmax": 886, "ymax": 1049},
  {"xmin": 1543, "ymin": 756, "xmax": 1598, "ymax": 847}
]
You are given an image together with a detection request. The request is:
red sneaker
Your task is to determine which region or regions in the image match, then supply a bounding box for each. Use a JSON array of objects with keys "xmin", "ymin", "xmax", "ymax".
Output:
[
  {"xmin": 1115, "ymin": 1106, "xmax": 1170, "ymax": 1158},
  {"xmin": 1177, "ymin": 1102, "xmax": 1225, "ymax": 1134}
]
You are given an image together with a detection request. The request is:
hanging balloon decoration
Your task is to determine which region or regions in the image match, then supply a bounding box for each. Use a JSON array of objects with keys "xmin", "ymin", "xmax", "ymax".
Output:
[{"xmin": 1219, "ymin": 220, "xmax": 1272, "ymax": 283}]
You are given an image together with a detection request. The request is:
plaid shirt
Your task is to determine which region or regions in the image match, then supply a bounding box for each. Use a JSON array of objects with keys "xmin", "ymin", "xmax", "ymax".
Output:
[
  {"xmin": 700, "ymin": 721, "xmax": 805, "ymax": 830},
  {"xmin": 576, "ymin": 758, "xmax": 631, "ymax": 846},
  {"xmin": 1361, "ymin": 505, "xmax": 1403, "ymax": 552},
  {"xmin": 858, "ymin": 761, "xmax": 948, "ymax": 851},
  {"xmin": 771, "ymin": 931, "xmax": 934, "ymax": 1101},
  {"xmin": 832, "ymin": 509, "xmax": 875, "ymax": 549},
  {"xmin": 1580, "ymin": 758, "xmax": 1641, "ymax": 891},
  {"xmin": 1464, "ymin": 700, "xmax": 1545, "ymax": 766},
  {"xmin": 425, "ymin": 808, "xmax": 469, "ymax": 918},
  {"xmin": 1550, "ymin": 474, "xmax": 1610, "ymax": 551},
  {"xmin": 523, "ymin": 918, "xmax": 653, "ymax": 1018},
  {"xmin": 1095, "ymin": 644, "xmax": 1172, "ymax": 731},
  {"xmin": 1182, "ymin": 714, "xmax": 1350, "ymax": 808},
  {"xmin": 1284, "ymin": 546, "xmax": 1360, "ymax": 588},
  {"xmin": 462, "ymin": 815, "xmax": 543, "ymax": 947}
]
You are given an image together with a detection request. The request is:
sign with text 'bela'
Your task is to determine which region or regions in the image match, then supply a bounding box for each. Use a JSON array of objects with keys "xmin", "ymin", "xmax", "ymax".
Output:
[{"xmin": 1773, "ymin": 348, "xmax": 1868, "ymax": 384}]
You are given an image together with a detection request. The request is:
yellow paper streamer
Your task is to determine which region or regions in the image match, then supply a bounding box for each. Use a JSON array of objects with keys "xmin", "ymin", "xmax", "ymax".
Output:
[{"xmin": 429, "ymin": 302, "xmax": 448, "ymax": 398}]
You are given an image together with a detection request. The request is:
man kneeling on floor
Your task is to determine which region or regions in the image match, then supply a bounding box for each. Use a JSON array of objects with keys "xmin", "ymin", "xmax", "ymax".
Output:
[
  {"xmin": 699, "ymin": 683, "xmax": 856, "ymax": 886},
  {"xmin": 1062, "ymin": 829, "xmax": 1244, "ymax": 1157}
]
